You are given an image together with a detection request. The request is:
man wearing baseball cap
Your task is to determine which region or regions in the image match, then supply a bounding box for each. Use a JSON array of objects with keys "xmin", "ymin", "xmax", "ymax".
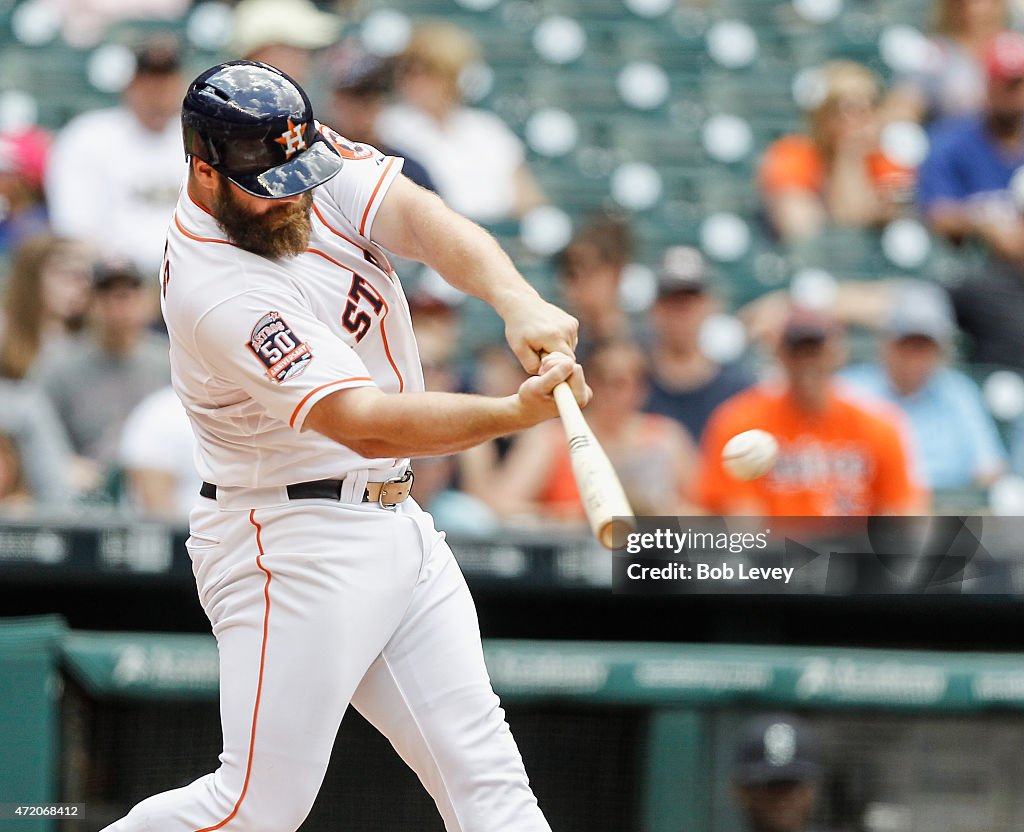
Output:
[
  {"xmin": 732, "ymin": 714, "xmax": 824, "ymax": 832},
  {"xmin": 697, "ymin": 305, "xmax": 926, "ymax": 516},
  {"xmin": 644, "ymin": 245, "xmax": 753, "ymax": 442},
  {"xmin": 918, "ymin": 29, "xmax": 1024, "ymax": 369},
  {"xmin": 841, "ymin": 282, "xmax": 1006, "ymax": 490},
  {"xmin": 919, "ymin": 30, "xmax": 1024, "ymax": 262},
  {"xmin": 32, "ymin": 256, "xmax": 169, "ymax": 471},
  {"xmin": 46, "ymin": 34, "xmax": 185, "ymax": 274}
]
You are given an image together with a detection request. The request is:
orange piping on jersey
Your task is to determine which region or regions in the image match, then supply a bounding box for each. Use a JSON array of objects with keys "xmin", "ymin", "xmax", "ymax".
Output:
[
  {"xmin": 305, "ymin": 247, "xmax": 405, "ymax": 393},
  {"xmin": 305, "ymin": 246, "xmax": 354, "ymax": 276},
  {"xmin": 174, "ymin": 214, "xmax": 234, "ymax": 246},
  {"xmin": 289, "ymin": 375, "xmax": 373, "ymax": 428},
  {"xmin": 359, "ymin": 157, "xmax": 396, "ymax": 237},
  {"xmin": 311, "ymin": 202, "xmax": 366, "ymax": 251},
  {"xmin": 194, "ymin": 510, "xmax": 272, "ymax": 832},
  {"xmin": 187, "ymin": 186, "xmax": 216, "ymax": 217},
  {"xmin": 377, "ymin": 303, "xmax": 404, "ymax": 392}
]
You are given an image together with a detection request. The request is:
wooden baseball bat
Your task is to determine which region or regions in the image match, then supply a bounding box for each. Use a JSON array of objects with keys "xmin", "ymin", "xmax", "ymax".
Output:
[{"xmin": 550, "ymin": 379, "xmax": 636, "ymax": 550}]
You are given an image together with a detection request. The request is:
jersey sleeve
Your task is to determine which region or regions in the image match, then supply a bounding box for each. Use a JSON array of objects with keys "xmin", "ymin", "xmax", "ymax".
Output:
[
  {"xmin": 314, "ymin": 123, "xmax": 405, "ymax": 239},
  {"xmin": 193, "ymin": 289, "xmax": 377, "ymax": 432}
]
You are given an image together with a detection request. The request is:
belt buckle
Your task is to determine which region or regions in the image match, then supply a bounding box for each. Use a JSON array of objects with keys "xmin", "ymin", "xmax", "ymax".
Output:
[{"xmin": 378, "ymin": 468, "xmax": 414, "ymax": 510}]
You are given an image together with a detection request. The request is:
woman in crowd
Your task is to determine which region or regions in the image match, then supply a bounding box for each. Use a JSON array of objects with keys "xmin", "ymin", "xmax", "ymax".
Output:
[
  {"xmin": 759, "ymin": 61, "xmax": 914, "ymax": 242},
  {"xmin": 0, "ymin": 234, "xmax": 93, "ymax": 380}
]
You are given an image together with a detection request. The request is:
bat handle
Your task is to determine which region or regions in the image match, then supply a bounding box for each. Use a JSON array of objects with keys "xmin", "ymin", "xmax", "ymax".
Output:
[
  {"xmin": 550, "ymin": 377, "xmax": 590, "ymax": 437},
  {"xmin": 551, "ymin": 377, "xmax": 578, "ymax": 413}
]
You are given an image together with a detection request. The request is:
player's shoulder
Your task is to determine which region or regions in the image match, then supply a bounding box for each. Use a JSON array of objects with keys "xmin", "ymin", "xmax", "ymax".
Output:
[{"xmin": 164, "ymin": 229, "xmax": 281, "ymax": 324}]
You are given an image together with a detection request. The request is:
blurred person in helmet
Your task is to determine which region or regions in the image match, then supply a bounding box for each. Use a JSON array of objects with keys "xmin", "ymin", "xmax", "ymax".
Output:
[{"xmin": 732, "ymin": 714, "xmax": 826, "ymax": 832}]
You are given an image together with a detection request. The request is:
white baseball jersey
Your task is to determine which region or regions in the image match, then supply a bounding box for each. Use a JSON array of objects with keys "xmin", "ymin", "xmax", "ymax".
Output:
[{"xmin": 161, "ymin": 125, "xmax": 423, "ymax": 489}]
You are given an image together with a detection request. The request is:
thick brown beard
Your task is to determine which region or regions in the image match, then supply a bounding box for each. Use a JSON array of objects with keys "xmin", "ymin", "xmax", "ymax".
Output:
[{"xmin": 212, "ymin": 177, "xmax": 313, "ymax": 258}]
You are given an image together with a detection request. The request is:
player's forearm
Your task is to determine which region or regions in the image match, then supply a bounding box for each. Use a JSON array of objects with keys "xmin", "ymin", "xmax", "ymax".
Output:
[
  {"xmin": 415, "ymin": 202, "xmax": 541, "ymax": 316},
  {"xmin": 377, "ymin": 180, "xmax": 540, "ymax": 313},
  {"xmin": 307, "ymin": 388, "xmax": 537, "ymax": 459}
]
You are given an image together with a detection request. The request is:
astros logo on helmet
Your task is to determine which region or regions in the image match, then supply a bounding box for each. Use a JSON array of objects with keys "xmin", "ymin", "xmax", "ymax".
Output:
[{"xmin": 275, "ymin": 119, "xmax": 307, "ymax": 158}]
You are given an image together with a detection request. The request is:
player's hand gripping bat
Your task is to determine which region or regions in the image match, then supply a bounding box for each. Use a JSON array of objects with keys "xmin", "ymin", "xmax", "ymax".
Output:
[{"xmin": 545, "ymin": 354, "xmax": 636, "ymax": 549}]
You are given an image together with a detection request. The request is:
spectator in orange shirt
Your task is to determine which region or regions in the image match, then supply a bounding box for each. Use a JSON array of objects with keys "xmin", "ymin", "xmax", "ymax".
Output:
[
  {"xmin": 697, "ymin": 308, "xmax": 928, "ymax": 516},
  {"xmin": 759, "ymin": 61, "xmax": 914, "ymax": 242}
]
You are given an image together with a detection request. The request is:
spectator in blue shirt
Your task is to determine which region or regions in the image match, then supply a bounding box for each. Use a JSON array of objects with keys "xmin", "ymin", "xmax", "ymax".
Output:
[
  {"xmin": 919, "ymin": 31, "xmax": 1024, "ymax": 260},
  {"xmin": 644, "ymin": 246, "xmax": 754, "ymax": 442},
  {"xmin": 918, "ymin": 30, "xmax": 1024, "ymax": 369},
  {"xmin": 842, "ymin": 282, "xmax": 1006, "ymax": 489}
]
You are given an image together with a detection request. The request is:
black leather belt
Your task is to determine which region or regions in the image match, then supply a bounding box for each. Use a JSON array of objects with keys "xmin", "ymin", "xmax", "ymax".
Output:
[
  {"xmin": 200, "ymin": 479, "xmax": 345, "ymax": 501},
  {"xmin": 199, "ymin": 469, "xmax": 414, "ymax": 508}
]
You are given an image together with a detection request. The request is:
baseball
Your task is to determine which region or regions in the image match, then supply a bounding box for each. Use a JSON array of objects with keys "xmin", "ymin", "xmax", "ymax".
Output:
[{"xmin": 722, "ymin": 429, "xmax": 779, "ymax": 481}]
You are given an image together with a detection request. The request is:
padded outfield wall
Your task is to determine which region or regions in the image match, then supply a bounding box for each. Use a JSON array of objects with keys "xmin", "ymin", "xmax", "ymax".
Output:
[{"xmin": 6, "ymin": 618, "xmax": 1024, "ymax": 831}]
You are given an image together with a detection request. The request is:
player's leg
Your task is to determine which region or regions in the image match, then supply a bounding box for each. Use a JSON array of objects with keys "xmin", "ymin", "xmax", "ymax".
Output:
[
  {"xmin": 103, "ymin": 502, "xmax": 423, "ymax": 832},
  {"xmin": 350, "ymin": 504, "xmax": 551, "ymax": 832}
]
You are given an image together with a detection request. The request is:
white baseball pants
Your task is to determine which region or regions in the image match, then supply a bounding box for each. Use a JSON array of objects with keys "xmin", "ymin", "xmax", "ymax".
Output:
[{"xmin": 101, "ymin": 497, "xmax": 550, "ymax": 832}]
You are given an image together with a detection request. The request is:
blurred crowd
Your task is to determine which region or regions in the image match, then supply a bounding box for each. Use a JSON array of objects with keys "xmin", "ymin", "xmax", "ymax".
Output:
[{"xmin": 5, "ymin": 0, "xmax": 1024, "ymax": 525}]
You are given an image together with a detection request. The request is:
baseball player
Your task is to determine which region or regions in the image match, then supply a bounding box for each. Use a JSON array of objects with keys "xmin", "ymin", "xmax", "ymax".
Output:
[{"xmin": 102, "ymin": 61, "xmax": 587, "ymax": 832}]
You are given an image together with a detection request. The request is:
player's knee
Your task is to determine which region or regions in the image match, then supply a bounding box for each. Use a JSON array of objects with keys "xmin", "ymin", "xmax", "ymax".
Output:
[{"xmin": 230, "ymin": 786, "xmax": 320, "ymax": 832}]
